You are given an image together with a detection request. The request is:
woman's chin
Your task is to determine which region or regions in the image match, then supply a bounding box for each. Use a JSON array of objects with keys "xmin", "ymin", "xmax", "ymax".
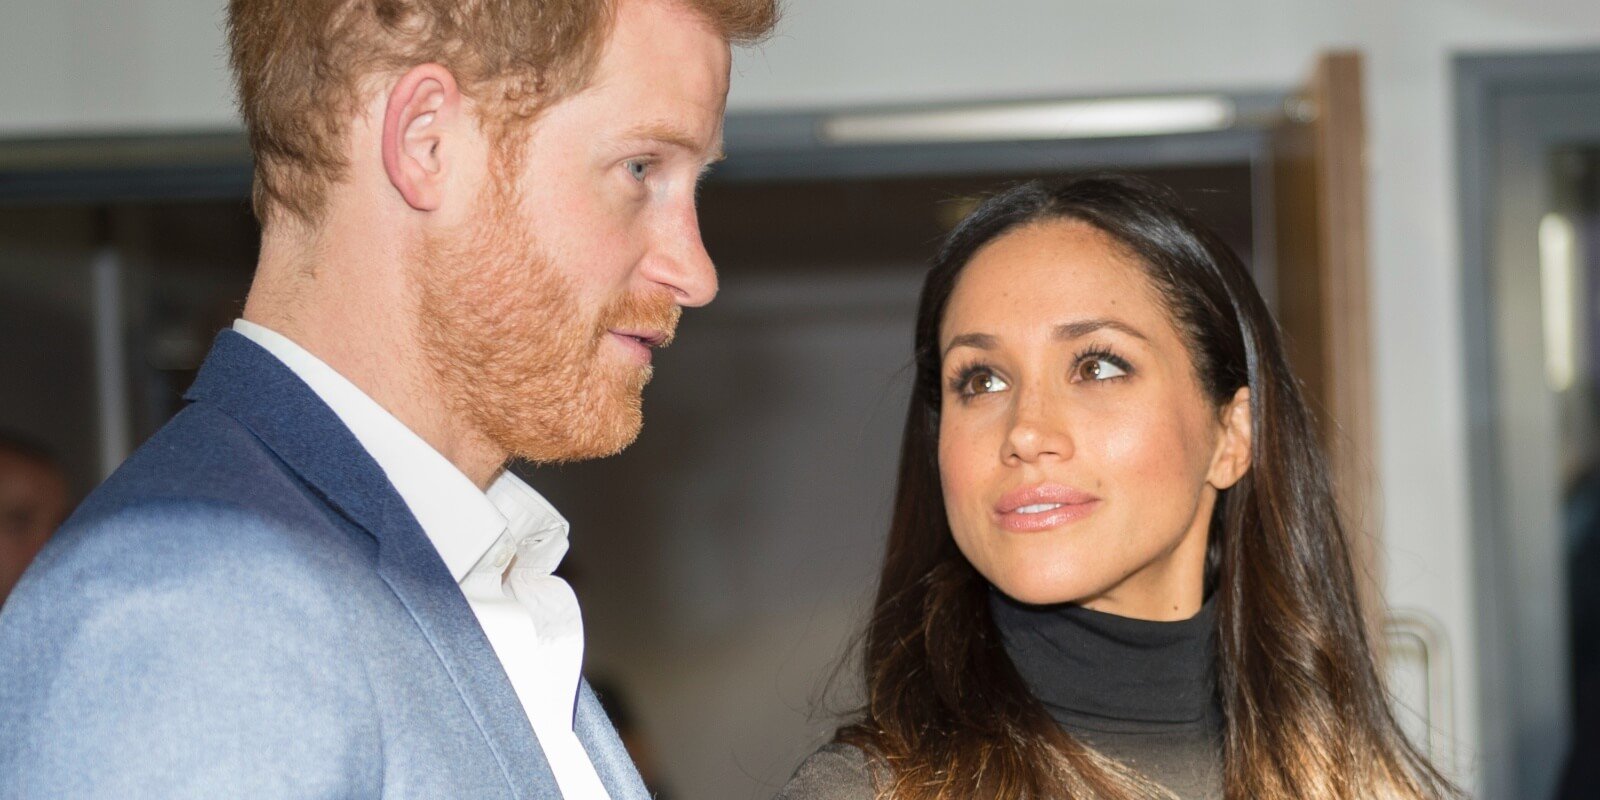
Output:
[{"xmin": 985, "ymin": 569, "xmax": 1111, "ymax": 608}]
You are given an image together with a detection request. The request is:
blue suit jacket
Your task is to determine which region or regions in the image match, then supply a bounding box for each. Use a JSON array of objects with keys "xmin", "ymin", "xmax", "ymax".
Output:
[{"xmin": 0, "ymin": 332, "xmax": 648, "ymax": 799}]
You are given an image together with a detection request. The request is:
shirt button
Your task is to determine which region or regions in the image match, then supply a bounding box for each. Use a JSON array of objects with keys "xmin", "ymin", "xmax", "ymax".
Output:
[{"xmin": 493, "ymin": 549, "xmax": 512, "ymax": 568}]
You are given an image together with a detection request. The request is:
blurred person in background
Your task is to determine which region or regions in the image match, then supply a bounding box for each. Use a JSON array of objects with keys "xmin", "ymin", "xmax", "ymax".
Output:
[
  {"xmin": 779, "ymin": 177, "xmax": 1458, "ymax": 800},
  {"xmin": 0, "ymin": 431, "xmax": 70, "ymax": 608},
  {"xmin": 0, "ymin": 0, "xmax": 775, "ymax": 797}
]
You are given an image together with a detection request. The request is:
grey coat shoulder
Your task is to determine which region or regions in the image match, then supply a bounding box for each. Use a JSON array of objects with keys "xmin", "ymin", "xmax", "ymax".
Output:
[{"xmin": 775, "ymin": 743, "xmax": 880, "ymax": 800}]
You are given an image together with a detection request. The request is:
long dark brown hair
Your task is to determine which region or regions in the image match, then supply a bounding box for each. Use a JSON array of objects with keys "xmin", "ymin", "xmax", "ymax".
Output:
[{"xmin": 838, "ymin": 176, "xmax": 1456, "ymax": 799}]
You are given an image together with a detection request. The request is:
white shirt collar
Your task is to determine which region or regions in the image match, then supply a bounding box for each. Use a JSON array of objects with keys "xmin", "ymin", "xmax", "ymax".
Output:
[{"xmin": 231, "ymin": 319, "xmax": 569, "ymax": 582}]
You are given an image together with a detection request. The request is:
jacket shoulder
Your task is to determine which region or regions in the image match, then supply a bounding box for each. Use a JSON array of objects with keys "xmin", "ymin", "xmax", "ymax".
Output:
[
  {"xmin": 49, "ymin": 400, "xmax": 375, "ymax": 571},
  {"xmin": 4, "ymin": 402, "xmax": 381, "ymax": 705},
  {"xmin": 0, "ymin": 500, "xmax": 385, "ymax": 796},
  {"xmin": 74, "ymin": 402, "xmax": 339, "ymax": 526}
]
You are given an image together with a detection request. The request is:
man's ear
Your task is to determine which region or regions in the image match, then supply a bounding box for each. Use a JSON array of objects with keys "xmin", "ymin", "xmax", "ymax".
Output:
[
  {"xmin": 1207, "ymin": 386, "xmax": 1253, "ymax": 491},
  {"xmin": 381, "ymin": 63, "xmax": 461, "ymax": 212}
]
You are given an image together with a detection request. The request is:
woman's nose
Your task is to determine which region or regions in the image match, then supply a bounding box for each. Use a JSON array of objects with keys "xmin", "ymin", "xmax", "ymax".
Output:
[{"xmin": 1003, "ymin": 392, "xmax": 1073, "ymax": 464}]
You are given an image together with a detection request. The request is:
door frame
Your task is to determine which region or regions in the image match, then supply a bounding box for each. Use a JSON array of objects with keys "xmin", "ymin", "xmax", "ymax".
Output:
[{"xmin": 1456, "ymin": 47, "xmax": 1600, "ymax": 800}]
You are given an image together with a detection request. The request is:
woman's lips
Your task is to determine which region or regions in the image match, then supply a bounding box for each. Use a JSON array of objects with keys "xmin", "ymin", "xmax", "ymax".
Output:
[{"xmin": 994, "ymin": 483, "xmax": 1101, "ymax": 532}]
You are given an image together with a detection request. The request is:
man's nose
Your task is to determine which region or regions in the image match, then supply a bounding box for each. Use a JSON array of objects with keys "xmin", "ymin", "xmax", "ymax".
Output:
[{"xmin": 642, "ymin": 209, "xmax": 718, "ymax": 307}]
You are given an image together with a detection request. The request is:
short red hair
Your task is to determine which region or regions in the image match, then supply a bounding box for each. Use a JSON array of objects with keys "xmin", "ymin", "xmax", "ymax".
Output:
[{"xmin": 227, "ymin": 0, "xmax": 777, "ymax": 228}]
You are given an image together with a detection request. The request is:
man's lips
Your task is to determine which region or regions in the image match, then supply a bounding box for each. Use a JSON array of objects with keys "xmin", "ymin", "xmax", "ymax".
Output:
[
  {"xmin": 607, "ymin": 328, "xmax": 672, "ymax": 364},
  {"xmin": 609, "ymin": 327, "xmax": 671, "ymax": 347},
  {"xmin": 993, "ymin": 483, "xmax": 1101, "ymax": 532}
]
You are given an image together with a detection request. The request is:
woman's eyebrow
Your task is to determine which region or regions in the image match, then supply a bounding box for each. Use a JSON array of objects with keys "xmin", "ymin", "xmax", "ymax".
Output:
[
  {"xmin": 942, "ymin": 332, "xmax": 997, "ymax": 358},
  {"xmin": 941, "ymin": 319, "xmax": 1147, "ymax": 359},
  {"xmin": 1053, "ymin": 318, "xmax": 1149, "ymax": 342}
]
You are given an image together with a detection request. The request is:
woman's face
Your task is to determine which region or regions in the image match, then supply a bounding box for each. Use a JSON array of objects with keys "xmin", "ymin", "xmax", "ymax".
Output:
[{"xmin": 937, "ymin": 220, "xmax": 1251, "ymax": 620}]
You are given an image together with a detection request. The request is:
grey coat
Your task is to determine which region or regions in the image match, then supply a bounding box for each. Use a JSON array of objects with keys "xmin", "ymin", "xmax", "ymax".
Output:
[{"xmin": 776, "ymin": 743, "xmax": 878, "ymax": 800}]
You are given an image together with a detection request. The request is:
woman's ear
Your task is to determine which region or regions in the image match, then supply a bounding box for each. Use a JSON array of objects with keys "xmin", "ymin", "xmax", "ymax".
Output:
[
  {"xmin": 1207, "ymin": 386, "xmax": 1253, "ymax": 490},
  {"xmin": 381, "ymin": 63, "xmax": 461, "ymax": 212}
]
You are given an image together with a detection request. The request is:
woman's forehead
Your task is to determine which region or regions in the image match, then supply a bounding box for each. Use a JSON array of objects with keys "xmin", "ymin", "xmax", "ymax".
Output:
[{"xmin": 940, "ymin": 221, "xmax": 1168, "ymax": 343}]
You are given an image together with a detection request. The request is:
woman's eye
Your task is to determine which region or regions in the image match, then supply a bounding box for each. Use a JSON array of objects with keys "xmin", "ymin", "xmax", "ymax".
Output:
[
  {"xmin": 959, "ymin": 370, "xmax": 1009, "ymax": 397},
  {"xmin": 625, "ymin": 160, "xmax": 650, "ymax": 182},
  {"xmin": 1075, "ymin": 357, "xmax": 1128, "ymax": 382}
]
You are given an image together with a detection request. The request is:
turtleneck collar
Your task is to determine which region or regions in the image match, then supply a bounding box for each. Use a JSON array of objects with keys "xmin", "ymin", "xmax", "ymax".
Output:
[{"xmin": 990, "ymin": 587, "xmax": 1220, "ymax": 731}]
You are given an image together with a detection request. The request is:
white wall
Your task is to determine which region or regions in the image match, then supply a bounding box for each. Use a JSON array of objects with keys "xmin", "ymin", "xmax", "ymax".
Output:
[
  {"xmin": 0, "ymin": 0, "xmax": 235, "ymax": 134},
  {"xmin": 10, "ymin": 0, "xmax": 1600, "ymax": 793}
]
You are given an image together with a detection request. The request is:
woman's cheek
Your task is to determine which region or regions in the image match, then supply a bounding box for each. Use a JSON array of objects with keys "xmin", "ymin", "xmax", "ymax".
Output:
[
  {"xmin": 939, "ymin": 415, "xmax": 995, "ymax": 530},
  {"xmin": 1092, "ymin": 399, "xmax": 1183, "ymax": 483}
]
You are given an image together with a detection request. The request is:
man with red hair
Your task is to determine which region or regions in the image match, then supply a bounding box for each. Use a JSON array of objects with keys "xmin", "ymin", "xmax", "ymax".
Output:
[{"xmin": 0, "ymin": 0, "xmax": 776, "ymax": 797}]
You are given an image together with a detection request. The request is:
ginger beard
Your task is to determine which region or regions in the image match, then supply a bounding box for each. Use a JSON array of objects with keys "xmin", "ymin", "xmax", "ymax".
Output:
[{"xmin": 415, "ymin": 170, "xmax": 680, "ymax": 465}]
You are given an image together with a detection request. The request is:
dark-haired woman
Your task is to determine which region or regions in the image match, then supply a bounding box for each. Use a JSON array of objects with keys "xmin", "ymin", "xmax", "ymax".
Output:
[{"xmin": 777, "ymin": 176, "xmax": 1457, "ymax": 800}]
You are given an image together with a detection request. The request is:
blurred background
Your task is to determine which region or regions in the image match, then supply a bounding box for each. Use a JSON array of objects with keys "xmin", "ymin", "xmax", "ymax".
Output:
[{"xmin": 4, "ymin": 1, "xmax": 1600, "ymax": 798}]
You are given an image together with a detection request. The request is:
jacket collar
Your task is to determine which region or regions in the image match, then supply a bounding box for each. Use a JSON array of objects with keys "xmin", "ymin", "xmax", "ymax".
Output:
[
  {"xmin": 185, "ymin": 331, "xmax": 592, "ymax": 798},
  {"xmin": 577, "ymin": 680, "xmax": 650, "ymax": 798},
  {"xmin": 185, "ymin": 330, "xmax": 395, "ymax": 539}
]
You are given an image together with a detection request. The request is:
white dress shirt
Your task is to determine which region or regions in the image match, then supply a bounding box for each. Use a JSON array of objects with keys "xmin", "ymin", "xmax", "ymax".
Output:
[{"xmin": 232, "ymin": 320, "xmax": 610, "ymax": 800}]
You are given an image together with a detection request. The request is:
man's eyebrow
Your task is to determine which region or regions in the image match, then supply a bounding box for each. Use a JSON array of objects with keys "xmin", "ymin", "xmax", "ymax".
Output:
[
  {"xmin": 942, "ymin": 332, "xmax": 998, "ymax": 358},
  {"xmin": 620, "ymin": 121, "xmax": 724, "ymax": 163},
  {"xmin": 1053, "ymin": 318, "xmax": 1149, "ymax": 342}
]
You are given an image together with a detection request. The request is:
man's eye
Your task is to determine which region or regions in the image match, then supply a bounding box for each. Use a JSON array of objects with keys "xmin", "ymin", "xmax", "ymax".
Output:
[
  {"xmin": 1075, "ymin": 357, "xmax": 1128, "ymax": 382},
  {"xmin": 625, "ymin": 160, "xmax": 650, "ymax": 182}
]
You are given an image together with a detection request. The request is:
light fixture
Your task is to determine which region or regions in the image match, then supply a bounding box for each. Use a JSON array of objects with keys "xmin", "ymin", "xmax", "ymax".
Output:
[
  {"xmin": 1539, "ymin": 211, "xmax": 1578, "ymax": 393},
  {"xmin": 820, "ymin": 95, "xmax": 1237, "ymax": 145}
]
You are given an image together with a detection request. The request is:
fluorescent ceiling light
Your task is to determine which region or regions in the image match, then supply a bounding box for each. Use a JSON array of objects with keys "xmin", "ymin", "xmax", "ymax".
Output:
[{"xmin": 821, "ymin": 95, "xmax": 1237, "ymax": 145}]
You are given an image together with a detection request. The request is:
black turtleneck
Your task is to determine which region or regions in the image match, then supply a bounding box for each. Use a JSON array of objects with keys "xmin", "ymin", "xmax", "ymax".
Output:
[{"xmin": 990, "ymin": 589, "xmax": 1225, "ymax": 800}]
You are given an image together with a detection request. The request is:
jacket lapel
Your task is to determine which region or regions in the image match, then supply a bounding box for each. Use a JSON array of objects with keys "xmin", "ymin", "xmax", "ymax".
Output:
[
  {"xmin": 185, "ymin": 331, "xmax": 558, "ymax": 799},
  {"xmin": 575, "ymin": 680, "xmax": 650, "ymax": 799},
  {"xmin": 370, "ymin": 496, "xmax": 561, "ymax": 798}
]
